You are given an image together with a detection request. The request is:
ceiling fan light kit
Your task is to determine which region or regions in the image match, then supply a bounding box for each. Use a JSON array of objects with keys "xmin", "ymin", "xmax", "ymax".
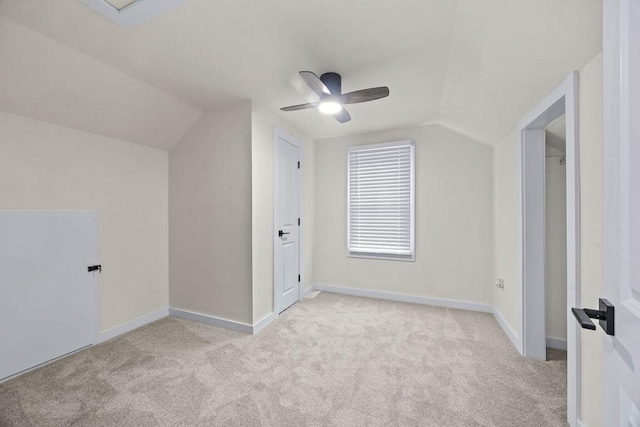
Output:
[
  {"xmin": 318, "ymin": 101, "xmax": 342, "ymax": 114},
  {"xmin": 281, "ymin": 71, "xmax": 389, "ymax": 123}
]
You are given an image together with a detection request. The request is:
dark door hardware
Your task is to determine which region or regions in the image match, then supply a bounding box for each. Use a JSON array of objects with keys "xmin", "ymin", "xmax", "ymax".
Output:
[
  {"xmin": 572, "ymin": 298, "xmax": 614, "ymax": 336},
  {"xmin": 278, "ymin": 230, "xmax": 290, "ymax": 237},
  {"xmin": 88, "ymin": 265, "xmax": 102, "ymax": 273}
]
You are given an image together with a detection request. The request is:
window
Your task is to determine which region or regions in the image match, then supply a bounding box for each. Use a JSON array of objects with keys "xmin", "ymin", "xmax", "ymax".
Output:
[{"xmin": 348, "ymin": 140, "xmax": 414, "ymax": 261}]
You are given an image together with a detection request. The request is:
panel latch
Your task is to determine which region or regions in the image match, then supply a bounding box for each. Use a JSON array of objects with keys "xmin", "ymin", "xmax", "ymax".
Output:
[{"xmin": 88, "ymin": 265, "xmax": 102, "ymax": 273}]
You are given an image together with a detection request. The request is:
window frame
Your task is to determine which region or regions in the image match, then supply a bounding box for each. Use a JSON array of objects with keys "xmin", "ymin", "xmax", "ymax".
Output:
[{"xmin": 347, "ymin": 139, "xmax": 415, "ymax": 262}]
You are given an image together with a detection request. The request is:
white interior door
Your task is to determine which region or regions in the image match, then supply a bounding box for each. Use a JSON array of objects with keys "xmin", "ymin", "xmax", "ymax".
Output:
[
  {"xmin": 274, "ymin": 131, "xmax": 301, "ymax": 314},
  {"xmin": 603, "ymin": 0, "xmax": 640, "ymax": 424},
  {"xmin": 0, "ymin": 211, "xmax": 98, "ymax": 381}
]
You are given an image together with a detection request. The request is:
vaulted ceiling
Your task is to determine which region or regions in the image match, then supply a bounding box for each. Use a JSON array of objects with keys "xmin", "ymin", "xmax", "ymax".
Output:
[{"xmin": 0, "ymin": 0, "xmax": 602, "ymax": 149}]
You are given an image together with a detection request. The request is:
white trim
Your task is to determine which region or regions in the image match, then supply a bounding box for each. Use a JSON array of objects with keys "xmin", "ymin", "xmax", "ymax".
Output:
[
  {"xmin": 302, "ymin": 284, "xmax": 317, "ymax": 297},
  {"xmin": 168, "ymin": 308, "xmax": 253, "ymax": 334},
  {"xmin": 521, "ymin": 127, "xmax": 547, "ymax": 361},
  {"xmin": 492, "ymin": 308, "xmax": 520, "ymax": 351},
  {"xmin": 252, "ymin": 312, "xmax": 278, "ymax": 334},
  {"xmin": 273, "ymin": 127, "xmax": 304, "ymax": 313},
  {"xmin": 314, "ymin": 283, "xmax": 492, "ymax": 313},
  {"xmin": 347, "ymin": 253, "xmax": 415, "ymax": 262},
  {"xmin": 346, "ymin": 139, "xmax": 413, "ymax": 152},
  {"xmin": 169, "ymin": 308, "xmax": 278, "ymax": 335},
  {"xmin": 97, "ymin": 308, "xmax": 169, "ymax": 344},
  {"xmin": 517, "ymin": 71, "xmax": 581, "ymax": 425},
  {"xmin": 576, "ymin": 420, "xmax": 587, "ymax": 427},
  {"xmin": 546, "ymin": 337, "xmax": 568, "ymax": 351},
  {"xmin": 80, "ymin": 0, "xmax": 185, "ymax": 28},
  {"xmin": 0, "ymin": 210, "xmax": 97, "ymax": 218}
]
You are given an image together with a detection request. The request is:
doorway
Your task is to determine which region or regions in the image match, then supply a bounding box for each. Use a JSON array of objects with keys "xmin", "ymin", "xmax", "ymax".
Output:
[
  {"xmin": 273, "ymin": 128, "xmax": 302, "ymax": 314},
  {"xmin": 545, "ymin": 116, "xmax": 568, "ymax": 353},
  {"xmin": 518, "ymin": 72, "xmax": 580, "ymax": 423}
]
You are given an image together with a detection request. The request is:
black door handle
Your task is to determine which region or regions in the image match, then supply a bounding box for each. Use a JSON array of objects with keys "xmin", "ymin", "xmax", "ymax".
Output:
[
  {"xmin": 278, "ymin": 230, "xmax": 290, "ymax": 237},
  {"xmin": 571, "ymin": 308, "xmax": 596, "ymax": 330},
  {"xmin": 571, "ymin": 298, "xmax": 614, "ymax": 336}
]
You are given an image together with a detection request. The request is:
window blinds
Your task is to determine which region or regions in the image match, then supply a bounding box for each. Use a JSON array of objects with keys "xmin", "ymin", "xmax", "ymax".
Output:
[{"xmin": 348, "ymin": 140, "xmax": 414, "ymax": 260}]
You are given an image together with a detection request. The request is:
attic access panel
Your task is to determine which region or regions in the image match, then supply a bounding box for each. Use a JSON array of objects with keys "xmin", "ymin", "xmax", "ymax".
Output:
[
  {"xmin": 81, "ymin": 0, "xmax": 184, "ymax": 28},
  {"xmin": 104, "ymin": 0, "xmax": 138, "ymax": 11}
]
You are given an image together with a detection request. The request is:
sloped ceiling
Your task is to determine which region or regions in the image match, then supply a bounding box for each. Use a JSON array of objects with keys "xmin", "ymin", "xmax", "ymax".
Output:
[
  {"xmin": 439, "ymin": 0, "xmax": 602, "ymax": 143},
  {"xmin": 0, "ymin": 0, "xmax": 602, "ymax": 148},
  {"xmin": 0, "ymin": 16, "xmax": 202, "ymax": 150}
]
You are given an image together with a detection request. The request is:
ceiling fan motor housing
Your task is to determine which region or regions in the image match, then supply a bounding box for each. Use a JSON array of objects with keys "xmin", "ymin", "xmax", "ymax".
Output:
[{"xmin": 320, "ymin": 72, "xmax": 342, "ymax": 95}]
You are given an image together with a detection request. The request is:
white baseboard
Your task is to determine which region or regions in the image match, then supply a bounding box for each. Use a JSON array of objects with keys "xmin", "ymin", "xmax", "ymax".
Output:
[
  {"xmin": 169, "ymin": 308, "xmax": 277, "ymax": 335},
  {"xmin": 314, "ymin": 283, "xmax": 493, "ymax": 313},
  {"xmin": 492, "ymin": 307, "xmax": 520, "ymax": 352},
  {"xmin": 97, "ymin": 308, "xmax": 169, "ymax": 344},
  {"xmin": 252, "ymin": 312, "xmax": 278, "ymax": 334},
  {"xmin": 546, "ymin": 337, "xmax": 567, "ymax": 351},
  {"xmin": 576, "ymin": 419, "xmax": 586, "ymax": 427},
  {"xmin": 169, "ymin": 308, "xmax": 253, "ymax": 334},
  {"xmin": 305, "ymin": 284, "xmax": 523, "ymax": 357},
  {"xmin": 5, "ymin": 305, "xmax": 272, "ymax": 383},
  {"xmin": 302, "ymin": 284, "xmax": 316, "ymax": 297}
]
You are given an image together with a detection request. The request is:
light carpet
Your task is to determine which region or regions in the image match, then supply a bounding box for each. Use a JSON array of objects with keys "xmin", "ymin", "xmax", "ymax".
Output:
[{"xmin": 0, "ymin": 292, "xmax": 567, "ymax": 426}]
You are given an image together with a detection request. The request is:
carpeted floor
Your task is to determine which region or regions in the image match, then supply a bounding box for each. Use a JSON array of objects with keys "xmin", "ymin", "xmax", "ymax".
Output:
[{"xmin": 0, "ymin": 292, "xmax": 567, "ymax": 426}]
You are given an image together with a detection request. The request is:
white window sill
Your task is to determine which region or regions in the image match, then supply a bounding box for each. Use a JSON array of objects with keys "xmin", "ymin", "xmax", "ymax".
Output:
[{"xmin": 348, "ymin": 253, "xmax": 415, "ymax": 262}]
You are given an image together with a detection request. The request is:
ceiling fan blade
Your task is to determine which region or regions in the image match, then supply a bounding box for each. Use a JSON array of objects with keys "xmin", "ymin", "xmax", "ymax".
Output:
[
  {"xmin": 299, "ymin": 71, "xmax": 331, "ymax": 97},
  {"xmin": 333, "ymin": 107, "xmax": 351, "ymax": 123},
  {"xmin": 280, "ymin": 102, "xmax": 319, "ymax": 112},
  {"xmin": 339, "ymin": 87, "xmax": 389, "ymax": 104}
]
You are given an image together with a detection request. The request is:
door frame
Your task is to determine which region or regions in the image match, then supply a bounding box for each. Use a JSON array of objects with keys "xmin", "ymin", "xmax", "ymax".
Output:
[
  {"xmin": 273, "ymin": 127, "xmax": 304, "ymax": 313},
  {"xmin": 517, "ymin": 72, "xmax": 581, "ymax": 423}
]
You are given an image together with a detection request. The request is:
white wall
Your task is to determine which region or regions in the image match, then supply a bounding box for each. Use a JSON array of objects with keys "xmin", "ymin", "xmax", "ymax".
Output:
[
  {"xmin": 169, "ymin": 102, "xmax": 253, "ymax": 324},
  {"xmin": 0, "ymin": 111, "xmax": 169, "ymax": 332},
  {"xmin": 313, "ymin": 124, "xmax": 493, "ymax": 306},
  {"xmin": 251, "ymin": 109, "xmax": 314, "ymax": 323},
  {"xmin": 493, "ymin": 128, "xmax": 520, "ymax": 331},
  {"xmin": 492, "ymin": 52, "xmax": 603, "ymax": 425},
  {"xmin": 545, "ymin": 155, "xmax": 567, "ymax": 342}
]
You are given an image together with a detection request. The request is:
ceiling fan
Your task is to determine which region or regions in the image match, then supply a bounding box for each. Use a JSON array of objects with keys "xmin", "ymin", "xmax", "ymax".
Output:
[{"xmin": 280, "ymin": 71, "xmax": 390, "ymax": 123}]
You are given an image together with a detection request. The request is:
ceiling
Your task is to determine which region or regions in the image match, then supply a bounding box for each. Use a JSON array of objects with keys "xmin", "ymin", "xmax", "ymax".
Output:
[{"xmin": 0, "ymin": 0, "xmax": 602, "ymax": 149}]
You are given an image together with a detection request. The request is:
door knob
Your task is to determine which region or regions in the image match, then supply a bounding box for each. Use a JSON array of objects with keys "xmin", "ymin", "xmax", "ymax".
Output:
[
  {"xmin": 278, "ymin": 230, "xmax": 290, "ymax": 237},
  {"xmin": 571, "ymin": 298, "xmax": 614, "ymax": 336}
]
